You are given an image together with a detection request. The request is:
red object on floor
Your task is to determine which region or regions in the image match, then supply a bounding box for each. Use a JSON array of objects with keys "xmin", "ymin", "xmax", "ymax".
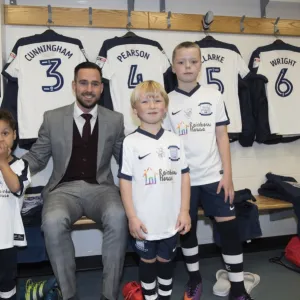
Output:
[{"xmin": 122, "ymin": 281, "xmax": 143, "ymax": 300}]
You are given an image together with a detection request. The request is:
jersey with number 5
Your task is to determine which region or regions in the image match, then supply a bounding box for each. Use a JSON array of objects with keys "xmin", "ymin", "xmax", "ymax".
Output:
[
  {"xmin": 96, "ymin": 36, "xmax": 170, "ymax": 135},
  {"xmin": 249, "ymin": 42, "xmax": 300, "ymax": 135},
  {"xmin": 2, "ymin": 30, "xmax": 87, "ymax": 140},
  {"xmin": 196, "ymin": 39, "xmax": 250, "ymax": 134}
]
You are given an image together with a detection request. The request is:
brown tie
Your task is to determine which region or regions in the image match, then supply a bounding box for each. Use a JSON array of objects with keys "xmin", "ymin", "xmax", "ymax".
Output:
[{"xmin": 81, "ymin": 114, "xmax": 92, "ymax": 143}]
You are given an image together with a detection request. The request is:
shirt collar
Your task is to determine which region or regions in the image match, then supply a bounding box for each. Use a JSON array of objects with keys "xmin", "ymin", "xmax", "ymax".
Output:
[{"xmin": 74, "ymin": 102, "xmax": 98, "ymax": 120}]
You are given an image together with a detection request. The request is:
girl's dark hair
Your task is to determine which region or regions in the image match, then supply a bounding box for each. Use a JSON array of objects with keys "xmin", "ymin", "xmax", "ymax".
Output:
[{"xmin": 0, "ymin": 109, "xmax": 16, "ymax": 130}]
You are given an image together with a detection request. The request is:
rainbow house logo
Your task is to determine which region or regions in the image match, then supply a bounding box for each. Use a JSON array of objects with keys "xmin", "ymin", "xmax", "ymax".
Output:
[
  {"xmin": 143, "ymin": 168, "xmax": 157, "ymax": 185},
  {"xmin": 177, "ymin": 121, "xmax": 188, "ymax": 136}
]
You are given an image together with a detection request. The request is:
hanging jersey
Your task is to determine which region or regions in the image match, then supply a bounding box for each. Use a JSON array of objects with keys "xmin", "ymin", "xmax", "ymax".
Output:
[
  {"xmin": 118, "ymin": 128, "xmax": 189, "ymax": 240},
  {"xmin": 196, "ymin": 39, "xmax": 249, "ymax": 133},
  {"xmin": 2, "ymin": 30, "xmax": 87, "ymax": 141},
  {"xmin": 96, "ymin": 35, "xmax": 170, "ymax": 135},
  {"xmin": 249, "ymin": 42, "xmax": 300, "ymax": 135},
  {"xmin": 164, "ymin": 84, "xmax": 229, "ymax": 186},
  {"xmin": 0, "ymin": 157, "xmax": 31, "ymax": 249}
]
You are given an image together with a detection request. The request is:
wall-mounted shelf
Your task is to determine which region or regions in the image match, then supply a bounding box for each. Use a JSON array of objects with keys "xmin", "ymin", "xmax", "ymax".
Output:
[{"xmin": 4, "ymin": 5, "xmax": 300, "ymax": 36}]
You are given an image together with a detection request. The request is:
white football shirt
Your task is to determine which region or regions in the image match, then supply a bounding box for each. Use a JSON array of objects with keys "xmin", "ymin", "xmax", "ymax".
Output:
[
  {"xmin": 118, "ymin": 128, "xmax": 189, "ymax": 240},
  {"xmin": 249, "ymin": 42, "xmax": 300, "ymax": 135},
  {"xmin": 96, "ymin": 35, "xmax": 170, "ymax": 135},
  {"xmin": 0, "ymin": 157, "xmax": 31, "ymax": 249},
  {"xmin": 2, "ymin": 30, "xmax": 87, "ymax": 140},
  {"xmin": 164, "ymin": 84, "xmax": 229, "ymax": 186},
  {"xmin": 196, "ymin": 39, "xmax": 249, "ymax": 133}
]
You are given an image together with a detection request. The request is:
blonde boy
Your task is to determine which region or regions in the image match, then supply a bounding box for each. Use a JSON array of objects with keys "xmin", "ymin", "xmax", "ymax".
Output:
[{"xmin": 119, "ymin": 80, "xmax": 191, "ymax": 300}]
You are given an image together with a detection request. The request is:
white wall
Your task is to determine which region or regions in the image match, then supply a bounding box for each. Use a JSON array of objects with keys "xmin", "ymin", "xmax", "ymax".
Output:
[{"xmin": 4, "ymin": 0, "xmax": 299, "ymax": 256}]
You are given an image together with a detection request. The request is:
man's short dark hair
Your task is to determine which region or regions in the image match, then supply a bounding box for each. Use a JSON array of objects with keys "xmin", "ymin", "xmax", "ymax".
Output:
[
  {"xmin": 0, "ymin": 109, "xmax": 16, "ymax": 131},
  {"xmin": 74, "ymin": 62, "xmax": 102, "ymax": 81}
]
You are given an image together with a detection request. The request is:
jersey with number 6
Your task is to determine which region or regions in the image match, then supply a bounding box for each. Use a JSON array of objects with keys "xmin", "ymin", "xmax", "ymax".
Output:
[
  {"xmin": 249, "ymin": 42, "xmax": 300, "ymax": 135},
  {"xmin": 2, "ymin": 30, "xmax": 87, "ymax": 140},
  {"xmin": 196, "ymin": 39, "xmax": 250, "ymax": 134},
  {"xmin": 96, "ymin": 35, "xmax": 170, "ymax": 135}
]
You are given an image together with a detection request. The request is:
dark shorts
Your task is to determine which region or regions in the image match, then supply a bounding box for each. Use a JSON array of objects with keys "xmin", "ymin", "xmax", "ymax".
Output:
[
  {"xmin": 131, "ymin": 234, "xmax": 178, "ymax": 261},
  {"xmin": 190, "ymin": 181, "xmax": 236, "ymax": 221}
]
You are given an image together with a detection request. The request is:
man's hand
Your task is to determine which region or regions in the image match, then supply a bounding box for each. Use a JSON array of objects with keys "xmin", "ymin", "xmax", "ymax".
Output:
[
  {"xmin": 128, "ymin": 216, "xmax": 148, "ymax": 240},
  {"xmin": 217, "ymin": 175, "xmax": 235, "ymax": 204},
  {"xmin": 176, "ymin": 211, "xmax": 191, "ymax": 235}
]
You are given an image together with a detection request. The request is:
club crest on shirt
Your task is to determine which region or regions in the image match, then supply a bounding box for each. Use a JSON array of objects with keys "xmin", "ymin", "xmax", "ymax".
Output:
[
  {"xmin": 168, "ymin": 145, "xmax": 180, "ymax": 161},
  {"xmin": 184, "ymin": 108, "xmax": 192, "ymax": 119},
  {"xmin": 199, "ymin": 102, "xmax": 212, "ymax": 116}
]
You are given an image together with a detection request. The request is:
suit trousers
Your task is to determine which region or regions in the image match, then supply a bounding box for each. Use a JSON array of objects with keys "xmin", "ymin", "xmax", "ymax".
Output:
[{"xmin": 41, "ymin": 180, "xmax": 128, "ymax": 300}]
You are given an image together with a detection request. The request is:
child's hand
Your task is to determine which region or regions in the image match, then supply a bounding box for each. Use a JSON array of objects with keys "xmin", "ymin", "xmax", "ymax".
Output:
[
  {"xmin": 176, "ymin": 211, "xmax": 191, "ymax": 235},
  {"xmin": 0, "ymin": 141, "xmax": 10, "ymax": 166},
  {"xmin": 128, "ymin": 216, "xmax": 148, "ymax": 240},
  {"xmin": 217, "ymin": 175, "xmax": 235, "ymax": 204}
]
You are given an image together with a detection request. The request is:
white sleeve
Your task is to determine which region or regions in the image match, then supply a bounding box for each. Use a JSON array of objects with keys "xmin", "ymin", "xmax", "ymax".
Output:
[
  {"xmin": 162, "ymin": 113, "xmax": 172, "ymax": 131},
  {"xmin": 216, "ymin": 94, "xmax": 230, "ymax": 127},
  {"xmin": 12, "ymin": 159, "xmax": 31, "ymax": 197},
  {"xmin": 118, "ymin": 139, "xmax": 134, "ymax": 180},
  {"xmin": 159, "ymin": 46, "xmax": 171, "ymax": 73},
  {"xmin": 96, "ymin": 42, "xmax": 114, "ymax": 80},
  {"xmin": 237, "ymin": 53, "xmax": 250, "ymax": 79},
  {"xmin": 180, "ymin": 139, "xmax": 189, "ymax": 174},
  {"xmin": 3, "ymin": 48, "xmax": 20, "ymax": 80}
]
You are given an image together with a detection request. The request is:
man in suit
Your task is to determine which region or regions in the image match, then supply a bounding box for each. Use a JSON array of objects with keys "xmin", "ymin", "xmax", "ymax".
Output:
[{"xmin": 23, "ymin": 62, "xmax": 127, "ymax": 300}]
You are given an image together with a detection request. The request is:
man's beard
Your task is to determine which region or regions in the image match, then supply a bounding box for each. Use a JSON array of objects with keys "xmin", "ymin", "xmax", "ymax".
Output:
[{"xmin": 76, "ymin": 93, "xmax": 99, "ymax": 109}]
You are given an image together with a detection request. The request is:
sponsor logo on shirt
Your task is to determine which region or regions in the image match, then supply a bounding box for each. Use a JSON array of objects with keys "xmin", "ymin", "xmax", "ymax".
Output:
[
  {"xmin": 177, "ymin": 121, "xmax": 189, "ymax": 136},
  {"xmin": 144, "ymin": 168, "xmax": 158, "ymax": 185},
  {"xmin": 172, "ymin": 110, "xmax": 181, "ymax": 115},
  {"xmin": 156, "ymin": 147, "xmax": 165, "ymax": 159},
  {"xmin": 143, "ymin": 167, "xmax": 178, "ymax": 185},
  {"xmin": 199, "ymin": 102, "xmax": 212, "ymax": 116},
  {"xmin": 138, "ymin": 153, "xmax": 151, "ymax": 160}
]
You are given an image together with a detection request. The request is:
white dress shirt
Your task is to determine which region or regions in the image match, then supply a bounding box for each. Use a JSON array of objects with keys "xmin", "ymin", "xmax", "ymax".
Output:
[{"xmin": 73, "ymin": 103, "xmax": 98, "ymax": 136}]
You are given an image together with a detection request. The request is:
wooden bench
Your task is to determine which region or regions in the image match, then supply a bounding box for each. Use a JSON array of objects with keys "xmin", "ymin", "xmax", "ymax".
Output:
[{"xmin": 73, "ymin": 195, "xmax": 293, "ymax": 226}]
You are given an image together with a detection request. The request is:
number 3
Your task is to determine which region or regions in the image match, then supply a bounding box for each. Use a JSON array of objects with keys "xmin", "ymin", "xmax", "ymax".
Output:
[{"xmin": 40, "ymin": 58, "xmax": 64, "ymax": 92}]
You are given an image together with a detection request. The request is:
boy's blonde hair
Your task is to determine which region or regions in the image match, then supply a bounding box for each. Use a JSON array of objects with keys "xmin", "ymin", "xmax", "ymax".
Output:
[
  {"xmin": 130, "ymin": 80, "xmax": 169, "ymax": 109},
  {"xmin": 172, "ymin": 41, "xmax": 201, "ymax": 63}
]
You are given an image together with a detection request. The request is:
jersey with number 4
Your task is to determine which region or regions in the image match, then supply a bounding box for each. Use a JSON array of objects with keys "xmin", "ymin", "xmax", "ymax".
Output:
[
  {"xmin": 196, "ymin": 39, "xmax": 250, "ymax": 134},
  {"xmin": 2, "ymin": 30, "xmax": 87, "ymax": 140},
  {"xmin": 249, "ymin": 42, "xmax": 300, "ymax": 135},
  {"xmin": 97, "ymin": 35, "xmax": 170, "ymax": 135}
]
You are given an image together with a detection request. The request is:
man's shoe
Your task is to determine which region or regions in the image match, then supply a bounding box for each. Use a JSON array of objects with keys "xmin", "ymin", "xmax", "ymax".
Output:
[
  {"xmin": 229, "ymin": 292, "xmax": 254, "ymax": 300},
  {"xmin": 183, "ymin": 280, "xmax": 203, "ymax": 300},
  {"xmin": 25, "ymin": 277, "xmax": 57, "ymax": 300},
  {"xmin": 122, "ymin": 282, "xmax": 143, "ymax": 300}
]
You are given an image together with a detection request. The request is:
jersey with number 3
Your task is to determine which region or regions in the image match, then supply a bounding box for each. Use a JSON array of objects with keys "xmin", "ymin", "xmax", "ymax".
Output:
[
  {"xmin": 97, "ymin": 36, "xmax": 170, "ymax": 135},
  {"xmin": 249, "ymin": 42, "xmax": 300, "ymax": 135},
  {"xmin": 2, "ymin": 30, "xmax": 87, "ymax": 140},
  {"xmin": 196, "ymin": 39, "xmax": 250, "ymax": 134}
]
